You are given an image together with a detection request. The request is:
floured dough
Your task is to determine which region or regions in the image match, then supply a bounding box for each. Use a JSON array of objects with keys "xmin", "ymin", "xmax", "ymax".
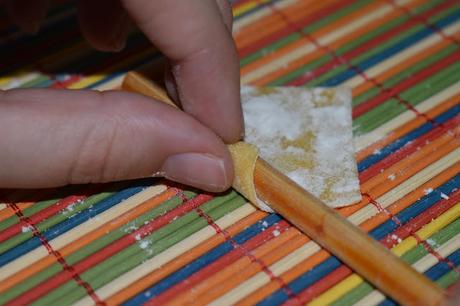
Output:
[{"xmin": 232, "ymin": 86, "xmax": 361, "ymax": 211}]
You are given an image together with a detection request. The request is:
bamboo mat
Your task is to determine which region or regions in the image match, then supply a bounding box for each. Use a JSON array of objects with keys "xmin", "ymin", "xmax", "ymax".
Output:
[{"xmin": 1, "ymin": 0, "xmax": 460, "ymax": 305}]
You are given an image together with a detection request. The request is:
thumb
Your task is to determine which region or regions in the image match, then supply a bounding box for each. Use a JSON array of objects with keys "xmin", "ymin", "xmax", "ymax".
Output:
[{"xmin": 0, "ymin": 88, "xmax": 233, "ymax": 192}]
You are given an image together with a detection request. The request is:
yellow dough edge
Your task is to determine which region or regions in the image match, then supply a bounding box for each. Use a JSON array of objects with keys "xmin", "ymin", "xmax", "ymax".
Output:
[{"xmin": 228, "ymin": 142, "xmax": 273, "ymax": 212}]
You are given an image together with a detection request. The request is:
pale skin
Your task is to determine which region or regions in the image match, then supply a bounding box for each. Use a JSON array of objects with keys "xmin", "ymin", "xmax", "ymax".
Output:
[{"xmin": 0, "ymin": 0, "xmax": 243, "ymax": 192}]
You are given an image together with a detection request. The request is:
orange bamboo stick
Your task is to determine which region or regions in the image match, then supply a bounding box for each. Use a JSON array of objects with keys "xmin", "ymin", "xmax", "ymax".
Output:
[
  {"xmin": 0, "ymin": 202, "xmax": 34, "ymax": 222},
  {"xmin": 0, "ymin": 189, "xmax": 53, "ymax": 222}
]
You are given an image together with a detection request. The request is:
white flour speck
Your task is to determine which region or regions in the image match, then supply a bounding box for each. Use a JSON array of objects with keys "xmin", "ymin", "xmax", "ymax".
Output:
[
  {"xmin": 126, "ymin": 225, "xmax": 138, "ymax": 232},
  {"xmin": 423, "ymin": 188, "xmax": 433, "ymax": 195},
  {"xmin": 21, "ymin": 225, "xmax": 32, "ymax": 233},
  {"xmin": 440, "ymin": 193, "xmax": 450, "ymax": 200},
  {"xmin": 426, "ymin": 238, "xmax": 438, "ymax": 247},
  {"xmin": 66, "ymin": 204, "xmax": 75, "ymax": 212},
  {"xmin": 139, "ymin": 240, "xmax": 149, "ymax": 249},
  {"xmin": 135, "ymin": 234, "xmax": 141, "ymax": 241},
  {"xmin": 388, "ymin": 174, "xmax": 396, "ymax": 181},
  {"xmin": 390, "ymin": 234, "xmax": 402, "ymax": 243},
  {"xmin": 273, "ymin": 230, "xmax": 281, "ymax": 237}
]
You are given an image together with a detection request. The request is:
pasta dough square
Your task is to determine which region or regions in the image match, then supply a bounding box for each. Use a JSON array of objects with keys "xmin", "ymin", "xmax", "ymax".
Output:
[{"xmin": 242, "ymin": 86, "xmax": 361, "ymax": 208}]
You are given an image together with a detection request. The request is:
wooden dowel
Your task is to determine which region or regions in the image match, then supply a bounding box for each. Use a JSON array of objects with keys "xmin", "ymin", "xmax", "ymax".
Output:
[{"xmin": 122, "ymin": 71, "xmax": 446, "ymax": 306}]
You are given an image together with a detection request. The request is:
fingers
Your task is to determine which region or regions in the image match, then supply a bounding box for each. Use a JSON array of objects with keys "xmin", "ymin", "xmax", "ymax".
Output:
[
  {"xmin": 215, "ymin": 0, "xmax": 233, "ymax": 31},
  {"xmin": 0, "ymin": 89, "xmax": 233, "ymax": 192},
  {"xmin": 77, "ymin": 0, "xmax": 131, "ymax": 52},
  {"xmin": 3, "ymin": 0, "xmax": 49, "ymax": 33},
  {"xmin": 121, "ymin": 0, "xmax": 243, "ymax": 143},
  {"xmin": 447, "ymin": 283, "xmax": 460, "ymax": 306}
]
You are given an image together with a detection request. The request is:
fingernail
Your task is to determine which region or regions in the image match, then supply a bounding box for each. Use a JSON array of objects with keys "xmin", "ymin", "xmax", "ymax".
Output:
[
  {"xmin": 164, "ymin": 69, "xmax": 180, "ymax": 105},
  {"xmin": 161, "ymin": 153, "xmax": 228, "ymax": 191},
  {"xmin": 109, "ymin": 29, "xmax": 127, "ymax": 52},
  {"xmin": 109, "ymin": 15, "xmax": 129, "ymax": 51}
]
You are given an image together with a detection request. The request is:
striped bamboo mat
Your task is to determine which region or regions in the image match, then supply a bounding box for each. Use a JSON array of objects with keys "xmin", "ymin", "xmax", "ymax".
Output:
[{"xmin": 1, "ymin": 0, "xmax": 459, "ymax": 305}]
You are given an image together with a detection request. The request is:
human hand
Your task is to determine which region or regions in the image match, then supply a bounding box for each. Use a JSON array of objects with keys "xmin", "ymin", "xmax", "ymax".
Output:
[
  {"xmin": 446, "ymin": 281, "xmax": 460, "ymax": 306},
  {"xmin": 0, "ymin": 0, "xmax": 243, "ymax": 192}
]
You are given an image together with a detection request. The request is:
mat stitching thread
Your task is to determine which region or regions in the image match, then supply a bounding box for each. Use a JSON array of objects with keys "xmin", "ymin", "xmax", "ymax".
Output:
[
  {"xmin": 362, "ymin": 193, "xmax": 460, "ymax": 276},
  {"xmin": 195, "ymin": 207, "xmax": 300, "ymax": 303},
  {"xmin": 262, "ymin": 0, "xmax": 446, "ymax": 128},
  {"xmin": 6, "ymin": 202, "xmax": 105, "ymax": 305},
  {"xmin": 387, "ymin": 0, "xmax": 460, "ymax": 46}
]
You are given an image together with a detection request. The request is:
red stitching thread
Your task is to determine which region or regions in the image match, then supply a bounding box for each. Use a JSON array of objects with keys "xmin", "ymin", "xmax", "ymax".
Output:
[
  {"xmin": 6, "ymin": 202, "xmax": 105, "ymax": 305},
  {"xmin": 176, "ymin": 190, "xmax": 190, "ymax": 203},
  {"xmin": 261, "ymin": 1, "xmax": 445, "ymax": 128},
  {"xmin": 362, "ymin": 193, "xmax": 403, "ymax": 227},
  {"xmin": 414, "ymin": 234, "xmax": 460, "ymax": 275},
  {"xmin": 195, "ymin": 207, "xmax": 300, "ymax": 303},
  {"xmin": 386, "ymin": 0, "xmax": 460, "ymax": 46},
  {"xmin": 362, "ymin": 193, "xmax": 460, "ymax": 276}
]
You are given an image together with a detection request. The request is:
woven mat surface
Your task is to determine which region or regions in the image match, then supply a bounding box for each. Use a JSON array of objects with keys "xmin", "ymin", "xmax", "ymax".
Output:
[{"xmin": 0, "ymin": 0, "xmax": 459, "ymax": 305}]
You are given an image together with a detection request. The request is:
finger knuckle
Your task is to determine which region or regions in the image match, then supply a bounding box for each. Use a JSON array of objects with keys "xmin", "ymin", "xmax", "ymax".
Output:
[{"xmin": 67, "ymin": 115, "xmax": 120, "ymax": 185}]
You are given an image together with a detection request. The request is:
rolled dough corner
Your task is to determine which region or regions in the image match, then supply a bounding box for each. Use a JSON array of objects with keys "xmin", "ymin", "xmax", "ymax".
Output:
[{"xmin": 228, "ymin": 142, "xmax": 274, "ymax": 212}]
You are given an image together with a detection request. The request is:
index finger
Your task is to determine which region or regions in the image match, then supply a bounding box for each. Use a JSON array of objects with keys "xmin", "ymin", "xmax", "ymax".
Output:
[{"xmin": 121, "ymin": 0, "xmax": 243, "ymax": 143}]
